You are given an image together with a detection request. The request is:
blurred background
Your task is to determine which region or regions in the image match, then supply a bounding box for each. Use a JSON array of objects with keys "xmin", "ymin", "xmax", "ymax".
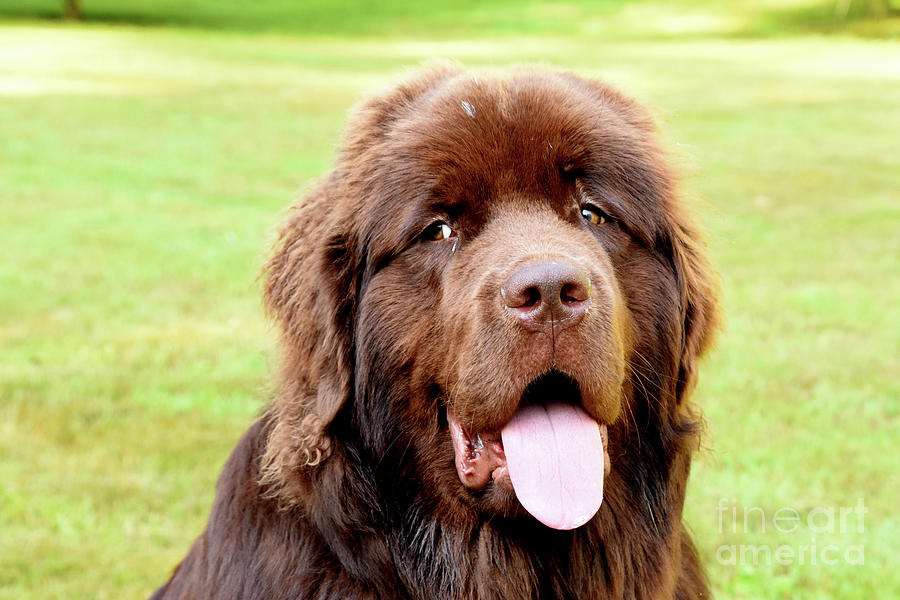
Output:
[{"xmin": 0, "ymin": 1, "xmax": 897, "ymax": 598}]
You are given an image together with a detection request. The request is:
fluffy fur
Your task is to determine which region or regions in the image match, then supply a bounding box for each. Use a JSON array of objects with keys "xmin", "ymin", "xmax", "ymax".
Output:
[{"xmin": 150, "ymin": 64, "xmax": 719, "ymax": 600}]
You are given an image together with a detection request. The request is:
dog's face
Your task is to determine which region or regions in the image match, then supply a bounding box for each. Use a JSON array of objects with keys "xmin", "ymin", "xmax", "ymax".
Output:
[{"xmin": 262, "ymin": 65, "xmax": 717, "ymax": 532}]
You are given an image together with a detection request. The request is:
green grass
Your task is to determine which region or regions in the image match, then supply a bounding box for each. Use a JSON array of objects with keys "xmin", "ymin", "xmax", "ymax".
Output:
[
  {"xmin": 2, "ymin": 0, "xmax": 900, "ymax": 37},
  {"xmin": 1, "ymin": 3, "xmax": 898, "ymax": 599}
]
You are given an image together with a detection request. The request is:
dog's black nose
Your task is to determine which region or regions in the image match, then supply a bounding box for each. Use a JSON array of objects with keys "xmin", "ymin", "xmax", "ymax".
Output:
[{"xmin": 501, "ymin": 262, "xmax": 591, "ymax": 332}]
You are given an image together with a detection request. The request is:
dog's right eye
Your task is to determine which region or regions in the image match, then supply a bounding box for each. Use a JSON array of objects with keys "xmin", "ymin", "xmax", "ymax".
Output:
[{"xmin": 421, "ymin": 221, "xmax": 455, "ymax": 242}]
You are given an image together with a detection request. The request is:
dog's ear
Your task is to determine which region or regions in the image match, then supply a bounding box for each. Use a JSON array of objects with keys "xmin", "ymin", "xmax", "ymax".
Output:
[
  {"xmin": 260, "ymin": 177, "xmax": 357, "ymax": 496},
  {"xmin": 342, "ymin": 60, "xmax": 462, "ymax": 156},
  {"xmin": 669, "ymin": 213, "xmax": 720, "ymax": 403},
  {"xmin": 259, "ymin": 64, "xmax": 463, "ymax": 500}
]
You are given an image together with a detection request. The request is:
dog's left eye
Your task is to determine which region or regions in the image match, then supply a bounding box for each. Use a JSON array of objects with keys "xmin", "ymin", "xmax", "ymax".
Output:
[
  {"xmin": 580, "ymin": 206, "xmax": 609, "ymax": 226},
  {"xmin": 421, "ymin": 221, "xmax": 455, "ymax": 241}
]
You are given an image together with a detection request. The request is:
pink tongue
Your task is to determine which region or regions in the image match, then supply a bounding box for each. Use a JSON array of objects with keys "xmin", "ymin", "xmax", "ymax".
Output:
[{"xmin": 501, "ymin": 402, "xmax": 605, "ymax": 530}]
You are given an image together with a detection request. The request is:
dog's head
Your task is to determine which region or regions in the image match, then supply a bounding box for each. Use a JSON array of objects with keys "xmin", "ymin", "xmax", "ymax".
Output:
[{"xmin": 260, "ymin": 64, "xmax": 718, "ymax": 530}]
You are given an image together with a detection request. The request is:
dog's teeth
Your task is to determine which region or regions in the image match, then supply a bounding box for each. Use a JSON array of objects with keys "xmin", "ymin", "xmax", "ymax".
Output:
[{"xmin": 473, "ymin": 434, "xmax": 484, "ymax": 450}]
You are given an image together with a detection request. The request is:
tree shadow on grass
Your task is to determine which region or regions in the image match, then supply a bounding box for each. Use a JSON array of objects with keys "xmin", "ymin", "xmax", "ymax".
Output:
[
  {"xmin": 0, "ymin": 6, "xmax": 177, "ymax": 28},
  {"xmin": 1, "ymin": 1, "xmax": 897, "ymax": 39},
  {"xmin": 0, "ymin": 1, "xmax": 518, "ymax": 36}
]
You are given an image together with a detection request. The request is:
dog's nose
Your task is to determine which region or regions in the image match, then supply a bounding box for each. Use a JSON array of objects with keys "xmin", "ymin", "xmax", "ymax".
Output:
[{"xmin": 501, "ymin": 262, "xmax": 591, "ymax": 331}]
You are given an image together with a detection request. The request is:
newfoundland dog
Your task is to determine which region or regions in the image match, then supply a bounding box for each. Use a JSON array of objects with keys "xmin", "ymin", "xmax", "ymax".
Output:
[{"xmin": 150, "ymin": 64, "xmax": 719, "ymax": 599}]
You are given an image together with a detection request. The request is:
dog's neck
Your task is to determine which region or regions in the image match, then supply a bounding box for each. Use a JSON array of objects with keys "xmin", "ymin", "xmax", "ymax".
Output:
[{"xmin": 306, "ymin": 414, "xmax": 696, "ymax": 600}]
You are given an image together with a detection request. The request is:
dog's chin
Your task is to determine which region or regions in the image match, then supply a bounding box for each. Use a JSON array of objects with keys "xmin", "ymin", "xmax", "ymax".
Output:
[{"xmin": 469, "ymin": 474, "xmax": 530, "ymax": 518}]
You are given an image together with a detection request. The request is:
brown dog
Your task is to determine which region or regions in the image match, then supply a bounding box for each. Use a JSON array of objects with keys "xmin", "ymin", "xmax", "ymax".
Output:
[{"xmin": 150, "ymin": 64, "xmax": 719, "ymax": 599}]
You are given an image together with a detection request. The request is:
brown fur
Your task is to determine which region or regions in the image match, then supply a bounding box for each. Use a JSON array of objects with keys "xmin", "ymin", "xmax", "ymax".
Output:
[{"xmin": 151, "ymin": 64, "xmax": 719, "ymax": 600}]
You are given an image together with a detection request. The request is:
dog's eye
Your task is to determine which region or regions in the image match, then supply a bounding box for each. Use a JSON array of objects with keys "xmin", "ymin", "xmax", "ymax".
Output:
[
  {"xmin": 580, "ymin": 206, "xmax": 609, "ymax": 226},
  {"xmin": 421, "ymin": 221, "xmax": 455, "ymax": 241}
]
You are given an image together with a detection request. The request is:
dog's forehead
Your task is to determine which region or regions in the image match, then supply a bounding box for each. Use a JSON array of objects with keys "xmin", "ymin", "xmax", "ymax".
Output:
[
  {"xmin": 427, "ymin": 71, "xmax": 568, "ymax": 123},
  {"xmin": 352, "ymin": 70, "xmax": 670, "ymax": 257},
  {"xmin": 366, "ymin": 76, "xmax": 577, "ymax": 217},
  {"xmin": 393, "ymin": 73, "xmax": 662, "ymax": 203},
  {"xmin": 402, "ymin": 73, "xmax": 602, "ymax": 167}
]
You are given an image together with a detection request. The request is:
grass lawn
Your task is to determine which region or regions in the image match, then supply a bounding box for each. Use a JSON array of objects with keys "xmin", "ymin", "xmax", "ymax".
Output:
[{"xmin": 1, "ymin": 2, "xmax": 898, "ymax": 598}]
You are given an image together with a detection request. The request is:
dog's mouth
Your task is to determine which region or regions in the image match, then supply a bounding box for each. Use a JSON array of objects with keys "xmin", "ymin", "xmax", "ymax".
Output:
[{"xmin": 447, "ymin": 372, "xmax": 609, "ymax": 530}]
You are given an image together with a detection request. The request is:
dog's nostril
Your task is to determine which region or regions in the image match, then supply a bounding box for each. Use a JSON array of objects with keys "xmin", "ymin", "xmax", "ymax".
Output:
[
  {"xmin": 521, "ymin": 286, "xmax": 541, "ymax": 308},
  {"xmin": 560, "ymin": 282, "xmax": 589, "ymax": 304},
  {"xmin": 501, "ymin": 280, "xmax": 544, "ymax": 310}
]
